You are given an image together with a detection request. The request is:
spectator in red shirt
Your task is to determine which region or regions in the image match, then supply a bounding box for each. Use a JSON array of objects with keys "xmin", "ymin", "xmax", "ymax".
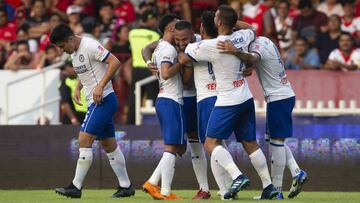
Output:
[
  {"xmin": 45, "ymin": 0, "xmax": 72, "ymax": 20},
  {"xmin": 242, "ymin": 0, "xmax": 269, "ymax": 35},
  {"xmin": 110, "ymin": 0, "xmax": 136, "ymax": 24},
  {"xmin": 72, "ymin": 0, "xmax": 95, "ymax": 17},
  {"xmin": 0, "ymin": 9, "xmax": 16, "ymax": 51},
  {"xmin": 15, "ymin": 0, "xmax": 31, "ymax": 25},
  {"xmin": 291, "ymin": 0, "xmax": 328, "ymax": 47},
  {"xmin": 39, "ymin": 13, "xmax": 63, "ymax": 52}
]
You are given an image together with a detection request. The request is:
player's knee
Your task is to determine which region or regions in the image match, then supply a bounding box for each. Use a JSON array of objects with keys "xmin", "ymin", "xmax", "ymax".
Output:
[
  {"xmin": 78, "ymin": 132, "xmax": 95, "ymax": 148},
  {"xmin": 187, "ymin": 131, "xmax": 199, "ymax": 141},
  {"xmin": 242, "ymin": 141, "xmax": 259, "ymax": 155},
  {"xmin": 176, "ymin": 145, "xmax": 187, "ymax": 156},
  {"xmin": 100, "ymin": 139, "xmax": 117, "ymax": 153},
  {"xmin": 204, "ymin": 138, "xmax": 220, "ymax": 154}
]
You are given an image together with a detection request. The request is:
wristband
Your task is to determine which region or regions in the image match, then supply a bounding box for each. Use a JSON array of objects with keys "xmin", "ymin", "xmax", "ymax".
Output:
[{"xmin": 146, "ymin": 60, "xmax": 152, "ymax": 66}]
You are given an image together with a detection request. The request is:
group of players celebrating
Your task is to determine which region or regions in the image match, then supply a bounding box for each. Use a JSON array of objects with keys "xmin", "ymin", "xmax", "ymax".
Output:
[{"xmin": 49, "ymin": 4, "xmax": 308, "ymax": 201}]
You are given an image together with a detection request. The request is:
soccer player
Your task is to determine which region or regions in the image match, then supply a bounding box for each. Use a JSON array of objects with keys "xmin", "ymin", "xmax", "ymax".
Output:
[
  {"xmin": 178, "ymin": 5, "xmax": 278, "ymax": 200},
  {"xmin": 217, "ymin": 36, "xmax": 309, "ymax": 199},
  {"xmin": 141, "ymin": 20, "xmax": 211, "ymax": 200},
  {"xmin": 50, "ymin": 24, "xmax": 134, "ymax": 198},
  {"xmin": 142, "ymin": 14, "xmax": 186, "ymax": 200}
]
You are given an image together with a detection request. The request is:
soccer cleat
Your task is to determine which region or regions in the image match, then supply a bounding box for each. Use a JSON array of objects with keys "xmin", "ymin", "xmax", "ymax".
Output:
[
  {"xmin": 288, "ymin": 170, "xmax": 308, "ymax": 198},
  {"xmin": 223, "ymin": 174, "xmax": 250, "ymax": 200},
  {"xmin": 192, "ymin": 189, "xmax": 211, "ymax": 200},
  {"xmin": 276, "ymin": 192, "xmax": 284, "ymax": 199},
  {"xmin": 142, "ymin": 181, "xmax": 162, "ymax": 199},
  {"xmin": 112, "ymin": 183, "xmax": 135, "ymax": 198},
  {"xmin": 162, "ymin": 193, "xmax": 183, "ymax": 200},
  {"xmin": 260, "ymin": 184, "xmax": 279, "ymax": 199},
  {"xmin": 55, "ymin": 183, "xmax": 81, "ymax": 198}
]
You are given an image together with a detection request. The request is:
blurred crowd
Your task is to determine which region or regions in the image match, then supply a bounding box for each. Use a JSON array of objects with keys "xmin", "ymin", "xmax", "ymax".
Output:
[{"xmin": 1, "ymin": 0, "xmax": 360, "ymax": 125}]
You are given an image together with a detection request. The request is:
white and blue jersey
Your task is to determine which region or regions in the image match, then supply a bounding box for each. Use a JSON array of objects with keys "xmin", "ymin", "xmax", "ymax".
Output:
[
  {"xmin": 73, "ymin": 37, "xmax": 117, "ymax": 139},
  {"xmin": 249, "ymin": 36, "xmax": 295, "ymax": 139},
  {"xmin": 186, "ymin": 29, "xmax": 256, "ymax": 141},
  {"xmin": 153, "ymin": 40, "xmax": 186, "ymax": 145}
]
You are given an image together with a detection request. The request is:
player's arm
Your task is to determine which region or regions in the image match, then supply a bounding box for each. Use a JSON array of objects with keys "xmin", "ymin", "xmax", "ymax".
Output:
[
  {"xmin": 178, "ymin": 53, "xmax": 193, "ymax": 65},
  {"xmin": 234, "ymin": 20, "xmax": 254, "ymax": 30},
  {"xmin": 161, "ymin": 62, "xmax": 183, "ymax": 80},
  {"xmin": 142, "ymin": 40, "xmax": 159, "ymax": 75},
  {"xmin": 74, "ymin": 78, "xmax": 83, "ymax": 106},
  {"xmin": 217, "ymin": 40, "xmax": 260, "ymax": 64},
  {"xmin": 91, "ymin": 53, "xmax": 120, "ymax": 105},
  {"xmin": 182, "ymin": 65, "xmax": 194, "ymax": 89}
]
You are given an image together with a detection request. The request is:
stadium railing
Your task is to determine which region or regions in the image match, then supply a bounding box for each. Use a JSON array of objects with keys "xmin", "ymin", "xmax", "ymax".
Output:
[
  {"xmin": 3, "ymin": 62, "xmax": 64, "ymax": 125},
  {"xmin": 135, "ymin": 75, "xmax": 360, "ymax": 125}
]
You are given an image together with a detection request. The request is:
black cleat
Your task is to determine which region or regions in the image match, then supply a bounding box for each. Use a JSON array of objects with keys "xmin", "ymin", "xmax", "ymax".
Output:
[
  {"xmin": 260, "ymin": 184, "xmax": 279, "ymax": 199},
  {"xmin": 224, "ymin": 174, "xmax": 250, "ymax": 200},
  {"xmin": 55, "ymin": 183, "xmax": 81, "ymax": 198},
  {"xmin": 112, "ymin": 183, "xmax": 135, "ymax": 198}
]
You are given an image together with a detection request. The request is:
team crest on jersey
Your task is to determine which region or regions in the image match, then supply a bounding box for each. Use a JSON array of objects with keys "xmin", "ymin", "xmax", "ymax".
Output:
[{"xmin": 79, "ymin": 54, "xmax": 84, "ymax": 62}]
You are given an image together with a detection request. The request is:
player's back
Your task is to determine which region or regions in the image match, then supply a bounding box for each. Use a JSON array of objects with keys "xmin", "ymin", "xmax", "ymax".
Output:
[
  {"xmin": 211, "ymin": 29, "xmax": 254, "ymax": 106},
  {"xmin": 249, "ymin": 36, "xmax": 294, "ymax": 102},
  {"xmin": 71, "ymin": 37, "xmax": 114, "ymax": 104},
  {"xmin": 153, "ymin": 40, "xmax": 183, "ymax": 104}
]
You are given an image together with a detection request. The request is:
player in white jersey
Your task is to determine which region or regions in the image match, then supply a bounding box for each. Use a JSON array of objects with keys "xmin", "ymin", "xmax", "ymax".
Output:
[
  {"xmin": 179, "ymin": 6, "xmax": 278, "ymax": 200},
  {"xmin": 141, "ymin": 20, "xmax": 211, "ymax": 200},
  {"xmin": 217, "ymin": 36, "xmax": 308, "ymax": 199},
  {"xmin": 142, "ymin": 14, "xmax": 187, "ymax": 200},
  {"xmin": 50, "ymin": 24, "xmax": 134, "ymax": 198}
]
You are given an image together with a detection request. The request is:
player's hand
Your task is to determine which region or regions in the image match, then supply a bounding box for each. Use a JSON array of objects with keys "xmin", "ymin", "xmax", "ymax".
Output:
[
  {"xmin": 217, "ymin": 40, "xmax": 237, "ymax": 54},
  {"xmin": 147, "ymin": 62, "xmax": 158, "ymax": 76},
  {"xmin": 243, "ymin": 67, "xmax": 253, "ymax": 77},
  {"xmin": 93, "ymin": 84, "xmax": 104, "ymax": 105},
  {"xmin": 74, "ymin": 87, "xmax": 83, "ymax": 106}
]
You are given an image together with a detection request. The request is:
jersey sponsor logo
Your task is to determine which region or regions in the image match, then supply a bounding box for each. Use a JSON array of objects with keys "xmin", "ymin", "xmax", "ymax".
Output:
[
  {"xmin": 79, "ymin": 54, "xmax": 84, "ymax": 62},
  {"xmin": 74, "ymin": 65, "xmax": 88, "ymax": 74},
  {"xmin": 233, "ymin": 79, "xmax": 245, "ymax": 88},
  {"xmin": 231, "ymin": 37, "xmax": 244, "ymax": 45},
  {"xmin": 206, "ymin": 82, "xmax": 216, "ymax": 90}
]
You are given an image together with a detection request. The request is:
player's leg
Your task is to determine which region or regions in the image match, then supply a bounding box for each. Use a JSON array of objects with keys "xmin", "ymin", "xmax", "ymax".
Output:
[
  {"xmin": 144, "ymin": 98, "xmax": 186, "ymax": 200},
  {"xmin": 236, "ymin": 98, "xmax": 277, "ymax": 199},
  {"xmin": 205, "ymin": 105, "xmax": 249, "ymax": 200},
  {"xmin": 100, "ymin": 137, "xmax": 134, "ymax": 198},
  {"xmin": 184, "ymin": 96, "xmax": 210, "ymax": 199},
  {"xmin": 55, "ymin": 102, "xmax": 99, "ymax": 198}
]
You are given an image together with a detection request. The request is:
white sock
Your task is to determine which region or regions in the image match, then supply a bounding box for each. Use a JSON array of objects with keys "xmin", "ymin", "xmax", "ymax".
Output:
[
  {"xmin": 107, "ymin": 146, "xmax": 131, "ymax": 188},
  {"xmin": 285, "ymin": 144, "xmax": 301, "ymax": 177},
  {"xmin": 212, "ymin": 145, "xmax": 242, "ymax": 180},
  {"xmin": 270, "ymin": 140, "xmax": 286, "ymax": 192},
  {"xmin": 249, "ymin": 148, "xmax": 272, "ymax": 189},
  {"xmin": 72, "ymin": 148, "xmax": 93, "ymax": 190},
  {"xmin": 221, "ymin": 141, "xmax": 233, "ymax": 189},
  {"xmin": 210, "ymin": 153, "xmax": 228, "ymax": 197},
  {"xmin": 148, "ymin": 157, "xmax": 165, "ymax": 186},
  {"xmin": 160, "ymin": 152, "xmax": 176, "ymax": 196},
  {"xmin": 189, "ymin": 142, "xmax": 209, "ymax": 192}
]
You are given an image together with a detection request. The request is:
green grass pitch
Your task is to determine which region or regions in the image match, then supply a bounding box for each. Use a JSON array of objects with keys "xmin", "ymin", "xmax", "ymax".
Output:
[{"xmin": 0, "ymin": 190, "xmax": 359, "ymax": 203}]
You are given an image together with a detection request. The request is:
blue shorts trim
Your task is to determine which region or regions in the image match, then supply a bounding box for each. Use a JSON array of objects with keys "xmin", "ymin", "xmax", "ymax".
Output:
[
  {"xmin": 206, "ymin": 98, "xmax": 256, "ymax": 142},
  {"xmin": 156, "ymin": 97, "xmax": 187, "ymax": 145},
  {"xmin": 80, "ymin": 92, "xmax": 118, "ymax": 140},
  {"xmin": 266, "ymin": 96, "xmax": 295, "ymax": 139},
  {"xmin": 197, "ymin": 96, "xmax": 217, "ymax": 143},
  {"xmin": 184, "ymin": 96, "xmax": 198, "ymax": 135}
]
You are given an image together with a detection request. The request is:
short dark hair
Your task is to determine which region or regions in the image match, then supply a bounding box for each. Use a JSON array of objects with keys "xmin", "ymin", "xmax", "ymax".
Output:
[
  {"xmin": 45, "ymin": 44, "xmax": 56, "ymax": 52},
  {"xmin": 158, "ymin": 14, "xmax": 179, "ymax": 34},
  {"xmin": 141, "ymin": 9, "xmax": 157, "ymax": 23},
  {"xmin": 298, "ymin": 0, "xmax": 313, "ymax": 9},
  {"xmin": 16, "ymin": 40, "xmax": 29, "ymax": 49},
  {"xmin": 175, "ymin": 20, "xmax": 192, "ymax": 31},
  {"xmin": 277, "ymin": 0, "xmax": 290, "ymax": 8},
  {"xmin": 201, "ymin": 11, "xmax": 218, "ymax": 38},
  {"xmin": 340, "ymin": 32, "xmax": 355, "ymax": 42},
  {"xmin": 100, "ymin": 2, "xmax": 113, "ymax": 9},
  {"xmin": 50, "ymin": 24, "xmax": 74, "ymax": 44},
  {"xmin": 296, "ymin": 36, "xmax": 309, "ymax": 44},
  {"xmin": 342, "ymin": 0, "xmax": 355, "ymax": 6},
  {"xmin": 218, "ymin": 5, "xmax": 238, "ymax": 29}
]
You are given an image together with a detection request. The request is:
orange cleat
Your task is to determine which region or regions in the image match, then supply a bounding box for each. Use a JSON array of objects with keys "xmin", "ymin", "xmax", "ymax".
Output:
[
  {"xmin": 192, "ymin": 189, "xmax": 211, "ymax": 200},
  {"xmin": 162, "ymin": 192, "xmax": 184, "ymax": 200},
  {"xmin": 142, "ymin": 181, "xmax": 162, "ymax": 200}
]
